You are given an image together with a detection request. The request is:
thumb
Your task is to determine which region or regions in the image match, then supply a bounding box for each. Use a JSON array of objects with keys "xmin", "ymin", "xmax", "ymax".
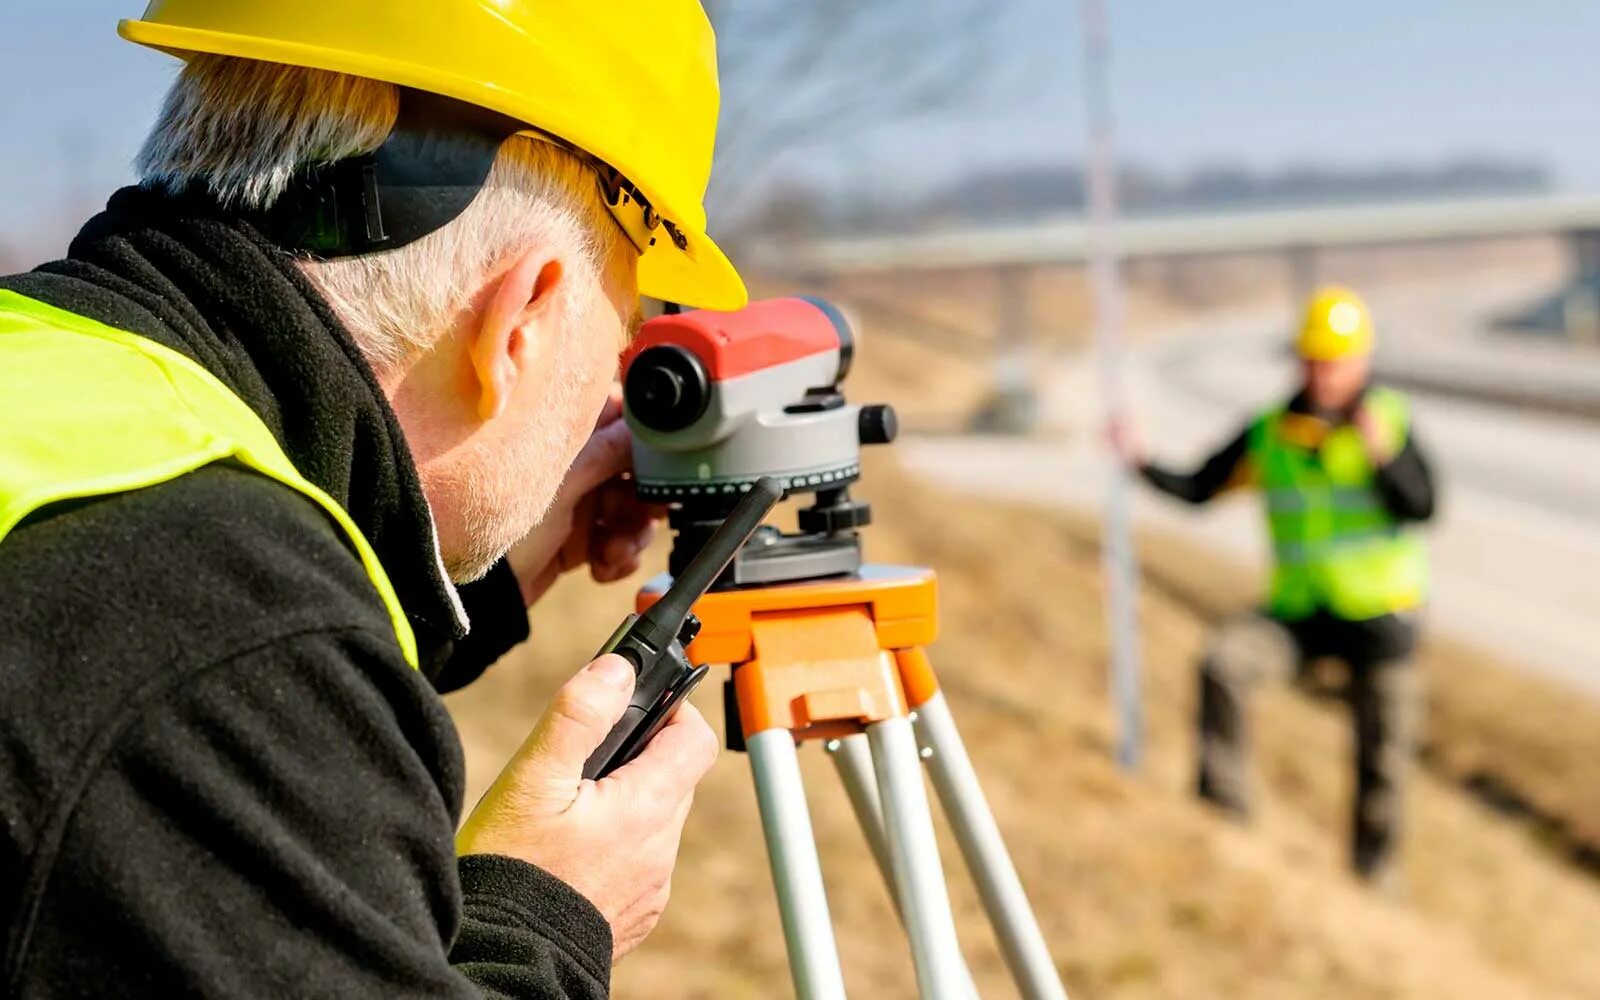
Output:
[{"xmin": 520, "ymin": 655, "xmax": 637, "ymax": 785}]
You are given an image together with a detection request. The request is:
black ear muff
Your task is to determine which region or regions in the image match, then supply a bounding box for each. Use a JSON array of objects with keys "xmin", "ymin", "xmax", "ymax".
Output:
[{"xmin": 240, "ymin": 89, "xmax": 522, "ymax": 259}]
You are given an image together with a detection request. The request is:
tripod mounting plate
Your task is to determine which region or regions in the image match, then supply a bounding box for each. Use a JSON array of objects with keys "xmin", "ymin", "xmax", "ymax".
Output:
[{"xmin": 637, "ymin": 565, "xmax": 937, "ymax": 678}]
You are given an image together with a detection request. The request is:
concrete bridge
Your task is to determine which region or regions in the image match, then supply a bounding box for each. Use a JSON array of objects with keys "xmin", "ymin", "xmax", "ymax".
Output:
[{"xmin": 753, "ymin": 193, "xmax": 1600, "ymax": 431}]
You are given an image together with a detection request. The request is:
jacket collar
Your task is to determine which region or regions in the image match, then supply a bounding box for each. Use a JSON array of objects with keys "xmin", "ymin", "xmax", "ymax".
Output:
[{"xmin": 32, "ymin": 186, "xmax": 469, "ymax": 652}]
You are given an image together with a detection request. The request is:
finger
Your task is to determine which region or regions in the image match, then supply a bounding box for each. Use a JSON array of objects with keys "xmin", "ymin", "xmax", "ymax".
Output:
[
  {"xmin": 601, "ymin": 531, "xmax": 641, "ymax": 569},
  {"xmin": 564, "ymin": 419, "xmax": 634, "ymax": 499},
  {"xmin": 518, "ymin": 655, "xmax": 637, "ymax": 783},
  {"xmin": 620, "ymin": 523, "xmax": 655, "ymax": 561},
  {"xmin": 602, "ymin": 502, "xmax": 662, "ymax": 550},
  {"xmin": 590, "ymin": 490, "xmax": 654, "ymax": 552},
  {"xmin": 590, "ymin": 527, "xmax": 650, "ymax": 583},
  {"xmin": 596, "ymin": 474, "xmax": 661, "ymax": 516},
  {"xmin": 590, "ymin": 557, "xmax": 638, "ymax": 584},
  {"xmin": 596, "ymin": 478, "xmax": 637, "ymax": 525},
  {"xmin": 606, "ymin": 701, "xmax": 719, "ymax": 804}
]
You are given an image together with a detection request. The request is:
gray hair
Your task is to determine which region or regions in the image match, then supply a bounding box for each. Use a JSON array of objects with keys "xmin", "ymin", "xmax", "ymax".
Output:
[{"xmin": 138, "ymin": 55, "xmax": 622, "ymax": 373}]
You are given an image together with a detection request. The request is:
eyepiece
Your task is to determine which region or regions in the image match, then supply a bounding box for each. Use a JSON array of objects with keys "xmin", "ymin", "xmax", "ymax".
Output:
[{"xmin": 626, "ymin": 344, "xmax": 710, "ymax": 432}]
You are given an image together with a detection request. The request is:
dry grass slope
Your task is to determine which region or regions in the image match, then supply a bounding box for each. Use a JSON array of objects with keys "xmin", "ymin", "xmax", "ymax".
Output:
[
  {"xmin": 448, "ymin": 257, "xmax": 1600, "ymax": 997},
  {"xmin": 447, "ymin": 452, "xmax": 1600, "ymax": 999}
]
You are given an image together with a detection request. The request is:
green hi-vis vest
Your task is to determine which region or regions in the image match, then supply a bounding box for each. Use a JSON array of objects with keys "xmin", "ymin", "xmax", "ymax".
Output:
[
  {"xmin": 0, "ymin": 289, "xmax": 418, "ymax": 668},
  {"xmin": 1246, "ymin": 387, "xmax": 1428, "ymax": 622}
]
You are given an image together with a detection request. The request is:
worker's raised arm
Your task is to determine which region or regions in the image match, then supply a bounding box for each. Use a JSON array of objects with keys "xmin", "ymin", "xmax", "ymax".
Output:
[
  {"xmin": 1122, "ymin": 423, "xmax": 1253, "ymax": 506},
  {"xmin": 1371, "ymin": 429, "xmax": 1438, "ymax": 522},
  {"xmin": 1352, "ymin": 393, "xmax": 1437, "ymax": 523}
]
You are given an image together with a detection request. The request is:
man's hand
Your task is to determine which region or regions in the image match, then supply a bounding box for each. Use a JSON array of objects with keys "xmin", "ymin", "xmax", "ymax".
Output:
[
  {"xmin": 1105, "ymin": 412, "xmax": 1147, "ymax": 468},
  {"xmin": 457, "ymin": 655, "xmax": 719, "ymax": 961},
  {"xmin": 1353, "ymin": 403, "xmax": 1397, "ymax": 466},
  {"xmin": 508, "ymin": 394, "xmax": 665, "ymax": 606}
]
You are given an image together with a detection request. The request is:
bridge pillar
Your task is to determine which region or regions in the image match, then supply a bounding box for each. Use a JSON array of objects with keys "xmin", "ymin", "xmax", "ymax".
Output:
[
  {"xmin": 969, "ymin": 264, "xmax": 1039, "ymax": 434},
  {"xmin": 1564, "ymin": 228, "xmax": 1600, "ymax": 345},
  {"xmin": 1286, "ymin": 244, "xmax": 1318, "ymax": 307}
]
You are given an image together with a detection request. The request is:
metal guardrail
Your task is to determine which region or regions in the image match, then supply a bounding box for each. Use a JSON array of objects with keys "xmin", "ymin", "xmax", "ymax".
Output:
[{"xmin": 756, "ymin": 193, "xmax": 1600, "ymax": 276}]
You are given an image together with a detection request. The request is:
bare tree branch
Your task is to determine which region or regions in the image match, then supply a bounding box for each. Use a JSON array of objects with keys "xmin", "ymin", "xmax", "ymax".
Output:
[{"xmin": 704, "ymin": 0, "xmax": 1010, "ymax": 231}]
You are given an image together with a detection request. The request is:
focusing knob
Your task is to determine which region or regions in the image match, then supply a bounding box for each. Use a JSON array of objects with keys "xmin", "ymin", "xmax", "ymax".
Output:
[
  {"xmin": 858, "ymin": 404, "xmax": 898, "ymax": 446},
  {"xmin": 797, "ymin": 498, "xmax": 873, "ymax": 534},
  {"xmin": 626, "ymin": 345, "xmax": 710, "ymax": 432}
]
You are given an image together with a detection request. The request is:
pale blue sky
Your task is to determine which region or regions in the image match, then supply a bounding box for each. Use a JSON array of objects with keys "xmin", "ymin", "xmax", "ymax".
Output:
[{"xmin": 3, "ymin": 3, "xmax": 1599, "ymax": 253}]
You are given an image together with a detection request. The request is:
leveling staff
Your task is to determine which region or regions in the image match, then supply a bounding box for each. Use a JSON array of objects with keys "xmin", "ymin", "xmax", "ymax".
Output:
[
  {"xmin": 0, "ymin": 3, "xmax": 743, "ymax": 996},
  {"xmin": 1111, "ymin": 287, "xmax": 1437, "ymax": 887}
]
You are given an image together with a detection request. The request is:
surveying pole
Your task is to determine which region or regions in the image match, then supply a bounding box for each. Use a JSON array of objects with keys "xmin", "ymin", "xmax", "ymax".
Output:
[{"xmin": 1079, "ymin": 0, "xmax": 1144, "ymax": 771}]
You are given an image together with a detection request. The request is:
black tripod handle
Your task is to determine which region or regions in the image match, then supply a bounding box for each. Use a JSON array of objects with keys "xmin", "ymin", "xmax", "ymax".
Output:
[{"xmin": 581, "ymin": 478, "xmax": 782, "ymax": 780}]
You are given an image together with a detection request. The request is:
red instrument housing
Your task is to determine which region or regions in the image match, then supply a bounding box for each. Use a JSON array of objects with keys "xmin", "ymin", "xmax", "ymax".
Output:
[{"xmin": 623, "ymin": 297, "xmax": 842, "ymax": 381}]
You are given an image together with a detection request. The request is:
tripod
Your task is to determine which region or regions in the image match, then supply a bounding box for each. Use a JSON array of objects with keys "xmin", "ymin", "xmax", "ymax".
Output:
[{"xmin": 637, "ymin": 564, "xmax": 1068, "ymax": 999}]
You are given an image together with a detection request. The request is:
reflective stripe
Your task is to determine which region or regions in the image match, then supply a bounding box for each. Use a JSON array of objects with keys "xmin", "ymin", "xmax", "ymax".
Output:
[
  {"xmin": 1266, "ymin": 486, "xmax": 1385, "ymax": 513},
  {"xmin": 1273, "ymin": 527, "xmax": 1400, "ymax": 565}
]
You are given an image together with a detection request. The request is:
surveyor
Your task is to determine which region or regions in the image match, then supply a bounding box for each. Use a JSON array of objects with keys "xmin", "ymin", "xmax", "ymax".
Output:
[
  {"xmin": 0, "ymin": 3, "xmax": 745, "ymax": 995},
  {"xmin": 1111, "ymin": 286, "xmax": 1436, "ymax": 887}
]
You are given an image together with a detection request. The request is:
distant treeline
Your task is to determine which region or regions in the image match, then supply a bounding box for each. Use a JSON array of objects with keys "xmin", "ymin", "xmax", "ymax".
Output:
[{"xmin": 749, "ymin": 157, "xmax": 1553, "ymax": 238}]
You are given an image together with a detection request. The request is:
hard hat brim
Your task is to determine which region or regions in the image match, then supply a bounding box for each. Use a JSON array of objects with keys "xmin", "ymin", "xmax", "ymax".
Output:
[
  {"xmin": 1297, "ymin": 339, "xmax": 1372, "ymax": 362},
  {"xmin": 638, "ymin": 225, "xmax": 748, "ymax": 311},
  {"xmin": 119, "ymin": 17, "xmax": 749, "ymax": 311}
]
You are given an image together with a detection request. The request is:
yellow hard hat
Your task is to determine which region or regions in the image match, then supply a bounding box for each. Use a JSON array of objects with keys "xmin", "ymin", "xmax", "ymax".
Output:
[
  {"xmin": 1297, "ymin": 286, "xmax": 1374, "ymax": 360},
  {"xmin": 118, "ymin": 1, "xmax": 748, "ymax": 311}
]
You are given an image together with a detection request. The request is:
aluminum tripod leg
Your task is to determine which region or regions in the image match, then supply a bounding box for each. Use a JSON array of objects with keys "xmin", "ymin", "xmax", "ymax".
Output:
[
  {"xmin": 867, "ymin": 717, "xmax": 967, "ymax": 998},
  {"xmin": 827, "ymin": 733, "xmax": 981, "ymax": 1000},
  {"xmin": 914, "ymin": 692, "xmax": 1069, "ymax": 1000},
  {"xmin": 825, "ymin": 734, "xmax": 895, "ymax": 887},
  {"xmin": 747, "ymin": 728, "xmax": 848, "ymax": 1000}
]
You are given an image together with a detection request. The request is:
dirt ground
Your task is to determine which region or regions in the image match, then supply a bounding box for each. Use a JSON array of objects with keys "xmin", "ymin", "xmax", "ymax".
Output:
[{"xmin": 445, "ymin": 248, "xmax": 1600, "ymax": 997}]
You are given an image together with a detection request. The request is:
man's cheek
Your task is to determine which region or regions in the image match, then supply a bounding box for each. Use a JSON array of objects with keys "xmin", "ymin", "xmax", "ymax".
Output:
[{"xmin": 589, "ymin": 347, "xmax": 620, "ymax": 413}]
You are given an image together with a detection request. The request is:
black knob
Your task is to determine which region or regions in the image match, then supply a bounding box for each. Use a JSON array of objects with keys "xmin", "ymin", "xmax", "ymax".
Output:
[
  {"xmin": 678, "ymin": 613, "xmax": 702, "ymax": 647},
  {"xmin": 625, "ymin": 345, "xmax": 710, "ymax": 432},
  {"xmin": 858, "ymin": 404, "xmax": 898, "ymax": 446},
  {"xmin": 797, "ymin": 500, "xmax": 873, "ymax": 534}
]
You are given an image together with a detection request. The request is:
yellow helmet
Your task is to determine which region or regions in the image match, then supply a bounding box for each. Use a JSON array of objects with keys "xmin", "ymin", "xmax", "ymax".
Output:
[
  {"xmin": 1297, "ymin": 286, "xmax": 1374, "ymax": 360},
  {"xmin": 119, "ymin": 1, "xmax": 748, "ymax": 311}
]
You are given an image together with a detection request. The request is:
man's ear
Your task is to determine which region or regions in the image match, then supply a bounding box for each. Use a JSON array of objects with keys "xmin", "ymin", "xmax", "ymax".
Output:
[{"xmin": 470, "ymin": 249, "xmax": 565, "ymax": 421}]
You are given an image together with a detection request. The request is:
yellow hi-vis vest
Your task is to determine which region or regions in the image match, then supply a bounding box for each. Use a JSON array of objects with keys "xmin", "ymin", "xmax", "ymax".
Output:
[
  {"xmin": 1246, "ymin": 387, "xmax": 1429, "ymax": 622},
  {"xmin": 0, "ymin": 289, "xmax": 418, "ymax": 668}
]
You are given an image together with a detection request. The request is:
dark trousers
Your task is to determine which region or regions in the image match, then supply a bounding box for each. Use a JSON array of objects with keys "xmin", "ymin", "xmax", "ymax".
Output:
[{"xmin": 1196, "ymin": 611, "xmax": 1420, "ymax": 883}]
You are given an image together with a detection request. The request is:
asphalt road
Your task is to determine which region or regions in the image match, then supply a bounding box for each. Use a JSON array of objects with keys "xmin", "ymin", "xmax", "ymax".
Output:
[{"xmin": 898, "ymin": 271, "xmax": 1600, "ymax": 694}]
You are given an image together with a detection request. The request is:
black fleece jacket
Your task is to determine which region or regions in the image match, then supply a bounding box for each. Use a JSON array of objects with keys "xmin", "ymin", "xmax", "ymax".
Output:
[
  {"xmin": 0, "ymin": 188, "xmax": 611, "ymax": 998},
  {"xmin": 1139, "ymin": 388, "xmax": 1437, "ymax": 522}
]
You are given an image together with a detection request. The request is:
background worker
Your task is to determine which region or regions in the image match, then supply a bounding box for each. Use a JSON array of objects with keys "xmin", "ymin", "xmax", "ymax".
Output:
[
  {"xmin": 1110, "ymin": 287, "xmax": 1437, "ymax": 887},
  {"xmin": 0, "ymin": 2, "xmax": 745, "ymax": 996}
]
